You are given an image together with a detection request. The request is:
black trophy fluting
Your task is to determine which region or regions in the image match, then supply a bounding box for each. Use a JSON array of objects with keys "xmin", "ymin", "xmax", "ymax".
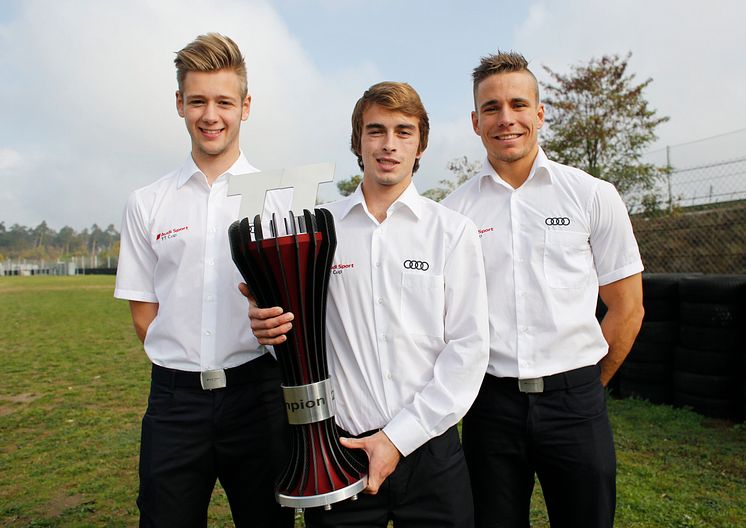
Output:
[{"xmin": 229, "ymin": 209, "xmax": 367, "ymax": 509}]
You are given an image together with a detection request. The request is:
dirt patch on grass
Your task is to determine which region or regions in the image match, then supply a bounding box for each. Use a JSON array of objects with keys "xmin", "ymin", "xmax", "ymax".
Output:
[
  {"xmin": 0, "ymin": 393, "xmax": 40, "ymax": 417},
  {"xmin": 47, "ymin": 492, "xmax": 89, "ymax": 517}
]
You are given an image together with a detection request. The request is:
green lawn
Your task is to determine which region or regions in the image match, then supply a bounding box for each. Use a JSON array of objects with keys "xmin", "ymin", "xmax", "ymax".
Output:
[{"xmin": 1, "ymin": 276, "xmax": 744, "ymax": 527}]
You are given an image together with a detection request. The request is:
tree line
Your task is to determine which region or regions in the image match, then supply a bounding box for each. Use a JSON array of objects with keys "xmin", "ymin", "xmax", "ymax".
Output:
[{"xmin": 0, "ymin": 221, "xmax": 120, "ymax": 262}]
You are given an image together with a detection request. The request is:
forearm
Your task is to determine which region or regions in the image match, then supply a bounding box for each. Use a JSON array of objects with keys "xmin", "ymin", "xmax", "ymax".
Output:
[
  {"xmin": 599, "ymin": 307, "xmax": 643, "ymax": 385},
  {"xmin": 129, "ymin": 301, "xmax": 159, "ymax": 344},
  {"xmin": 598, "ymin": 274, "xmax": 644, "ymax": 385}
]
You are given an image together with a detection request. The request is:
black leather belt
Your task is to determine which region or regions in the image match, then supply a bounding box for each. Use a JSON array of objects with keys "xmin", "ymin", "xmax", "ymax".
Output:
[
  {"xmin": 337, "ymin": 427, "xmax": 382, "ymax": 439},
  {"xmin": 492, "ymin": 364, "xmax": 600, "ymax": 393},
  {"xmin": 151, "ymin": 353, "xmax": 276, "ymax": 390}
]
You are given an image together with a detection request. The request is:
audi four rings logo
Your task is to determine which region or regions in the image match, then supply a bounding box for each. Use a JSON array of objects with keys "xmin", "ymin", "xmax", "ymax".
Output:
[
  {"xmin": 545, "ymin": 217, "xmax": 571, "ymax": 226},
  {"xmin": 403, "ymin": 259, "xmax": 430, "ymax": 271}
]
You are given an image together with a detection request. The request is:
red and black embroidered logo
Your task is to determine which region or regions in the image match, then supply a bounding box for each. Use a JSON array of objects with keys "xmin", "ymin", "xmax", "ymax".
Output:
[{"xmin": 156, "ymin": 225, "xmax": 189, "ymax": 241}]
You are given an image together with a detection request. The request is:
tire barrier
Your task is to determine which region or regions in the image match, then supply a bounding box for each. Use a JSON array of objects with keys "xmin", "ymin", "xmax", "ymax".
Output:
[
  {"xmin": 673, "ymin": 275, "xmax": 746, "ymax": 421},
  {"xmin": 636, "ymin": 322, "xmax": 679, "ymax": 345},
  {"xmin": 615, "ymin": 274, "xmax": 689, "ymax": 404},
  {"xmin": 613, "ymin": 273, "xmax": 746, "ymax": 421},
  {"xmin": 612, "ymin": 274, "xmax": 746, "ymax": 421},
  {"xmin": 680, "ymin": 302, "xmax": 740, "ymax": 328},
  {"xmin": 678, "ymin": 274, "xmax": 746, "ymax": 303}
]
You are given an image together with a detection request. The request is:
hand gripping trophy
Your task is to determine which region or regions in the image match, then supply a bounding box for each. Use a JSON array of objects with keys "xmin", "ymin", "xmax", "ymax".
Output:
[{"xmin": 227, "ymin": 164, "xmax": 367, "ymax": 511}]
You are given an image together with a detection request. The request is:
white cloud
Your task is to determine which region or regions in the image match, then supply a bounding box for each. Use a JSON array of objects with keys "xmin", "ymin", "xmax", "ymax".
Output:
[
  {"xmin": 513, "ymin": 0, "xmax": 746, "ymax": 158},
  {"xmin": 2, "ymin": 0, "xmax": 744, "ymax": 228},
  {"xmin": 0, "ymin": 0, "xmax": 375, "ymax": 229},
  {"xmin": 0, "ymin": 148, "xmax": 22, "ymax": 171}
]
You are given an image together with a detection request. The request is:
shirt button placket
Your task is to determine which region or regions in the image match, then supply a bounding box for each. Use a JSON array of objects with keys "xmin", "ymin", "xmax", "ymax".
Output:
[
  {"xmin": 511, "ymin": 190, "xmax": 529, "ymax": 372},
  {"xmin": 371, "ymin": 225, "xmax": 392, "ymax": 399},
  {"xmin": 201, "ymin": 187, "xmax": 220, "ymax": 370}
]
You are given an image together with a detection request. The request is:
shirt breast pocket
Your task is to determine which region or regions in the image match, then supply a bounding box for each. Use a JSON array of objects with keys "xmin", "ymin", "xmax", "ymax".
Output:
[
  {"xmin": 543, "ymin": 230, "xmax": 592, "ymax": 289},
  {"xmin": 400, "ymin": 272, "xmax": 445, "ymax": 337}
]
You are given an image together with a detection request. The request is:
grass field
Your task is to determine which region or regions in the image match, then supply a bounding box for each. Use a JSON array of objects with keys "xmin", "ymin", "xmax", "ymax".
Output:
[{"xmin": 1, "ymin": 276, "xmax": 744, "ymax": 527}]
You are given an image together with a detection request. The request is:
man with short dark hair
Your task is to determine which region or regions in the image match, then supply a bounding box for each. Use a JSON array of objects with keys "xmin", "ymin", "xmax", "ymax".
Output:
[
  {"xmin": 442, "ymin": 51, "xmax": 645, "ymax": 528},
  {"xmin": 249, "ymin": 81, "xmax": 489, "ymax": 528},
  {"xmin": 115, "ymin": 33, "xmax": 293, "ymax": 527}
]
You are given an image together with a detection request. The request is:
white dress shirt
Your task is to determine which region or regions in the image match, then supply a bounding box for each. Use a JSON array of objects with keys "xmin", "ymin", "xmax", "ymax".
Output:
[
  {"xmin": 115, "ymin": 153, "xmax": 292, "ymax": 371},
  {"xmin": 322, "ymin": 182, "xmax": 489, "ymax": 456},
  {"xmin": 442, "ymin": 148, "xmax": 643, "ymax": 379}
]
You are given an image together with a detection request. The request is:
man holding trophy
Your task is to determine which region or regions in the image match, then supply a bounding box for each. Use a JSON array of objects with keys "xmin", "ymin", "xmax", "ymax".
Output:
[
  {"xmin": 249, "ymin": 81, "xmax": 489, "ymax": 528},
  {"xmin": 115, "ymin": 33, "xmax": 293, "ymax": 527}
]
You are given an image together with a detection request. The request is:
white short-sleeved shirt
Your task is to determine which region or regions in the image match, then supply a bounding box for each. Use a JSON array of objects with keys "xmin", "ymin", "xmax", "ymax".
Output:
[
  {"xmin": 442, "ymin": 148, "xmax": 643, "ymax": 379},
  {"xmin": 115, "ymin": 153, "xmax": 292, "ymax": 371},
  {"xmin": 322, "ymin": 182, "xmax": 489, "ymax": 456}
]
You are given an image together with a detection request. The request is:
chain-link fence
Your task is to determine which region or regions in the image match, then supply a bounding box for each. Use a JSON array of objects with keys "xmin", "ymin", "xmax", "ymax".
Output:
[{"xmin": 633, "ymin": 129, "xmax": 746, "ymax": 274}]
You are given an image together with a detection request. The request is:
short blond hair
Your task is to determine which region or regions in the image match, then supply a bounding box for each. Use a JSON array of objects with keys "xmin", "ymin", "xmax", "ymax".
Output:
[{"xmin": 174, "ymin": 33, "xmax": 248, "ymax": 98}]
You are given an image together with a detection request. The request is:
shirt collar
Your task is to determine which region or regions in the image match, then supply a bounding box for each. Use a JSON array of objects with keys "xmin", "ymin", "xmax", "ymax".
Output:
[
  {"xmin": 531, "ymin": 147, "xmax": 553, "ymax": 182},
  {"xmin": 477, "ymin": 146, "xmax": 552, "ymax": 191},
  {"xmin": 176, "ymin": 151, "xmax": 257, "ymax": 188},
  {"xmin": 389, "ymin": 180, "xmax": 423, "ymax": 218},
  {"xmin": 338, "ymin": 179, "xmax": 423, "ymax": 221}
]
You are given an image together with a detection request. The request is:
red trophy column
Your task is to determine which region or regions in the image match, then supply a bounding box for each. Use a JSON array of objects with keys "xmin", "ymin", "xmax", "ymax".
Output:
[{"xmin": 229, "ymin": 209, "xmax": 367, "ymax": 510}]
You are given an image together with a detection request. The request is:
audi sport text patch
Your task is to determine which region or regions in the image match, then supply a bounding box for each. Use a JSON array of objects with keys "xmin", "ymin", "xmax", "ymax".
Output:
[{"xmin": 156, "ymin": 225, "xmax": 189, "ymax": 241}]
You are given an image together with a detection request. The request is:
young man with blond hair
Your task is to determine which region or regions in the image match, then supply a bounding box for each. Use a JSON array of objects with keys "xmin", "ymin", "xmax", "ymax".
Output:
[
  {"xmin": 442, "ymin": 51, "xmax": 645, "ymax": 528},
  {"xmin": 250, "ymin": 81, "xmax": 489, "ymax": 528},
  {"xmin": 115, "ymin": 33, "xmax": 293, "ymax": 527}
]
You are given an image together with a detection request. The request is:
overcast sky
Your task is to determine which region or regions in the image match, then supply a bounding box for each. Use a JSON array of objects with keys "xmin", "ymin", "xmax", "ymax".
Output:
[{"xmin": 1, "ymin": 0, "xmax": 744, "ymax": 230}]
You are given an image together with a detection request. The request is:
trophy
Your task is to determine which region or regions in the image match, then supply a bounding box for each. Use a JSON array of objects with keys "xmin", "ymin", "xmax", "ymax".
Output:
[{"xmin": 227, "ymin": 165, "xmax": 367, "ymax": 510}]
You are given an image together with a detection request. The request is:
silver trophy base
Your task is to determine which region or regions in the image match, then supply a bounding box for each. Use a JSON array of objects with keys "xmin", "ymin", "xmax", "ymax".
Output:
[{"xmin": 277, "ymin": 476, "xmax": 367, "ymax": 509}]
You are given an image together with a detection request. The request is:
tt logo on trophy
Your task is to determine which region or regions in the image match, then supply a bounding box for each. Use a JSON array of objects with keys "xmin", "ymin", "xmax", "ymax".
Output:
[{"xmin": 227, "ymin": 164, "xmax": 367, "ymax": 511}]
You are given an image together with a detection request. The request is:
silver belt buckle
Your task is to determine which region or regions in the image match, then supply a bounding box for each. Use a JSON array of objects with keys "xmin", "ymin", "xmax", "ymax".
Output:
[
  {"xmin": 518, "ymin": 377, "xmax": 544, "ymax": 393},
  {"xmin": 200, "ymin": 369, "xmax": 227, "ymax": 390}
]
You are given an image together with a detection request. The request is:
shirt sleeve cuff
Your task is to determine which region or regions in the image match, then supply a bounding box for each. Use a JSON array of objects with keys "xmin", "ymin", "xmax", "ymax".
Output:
[
  {"xmin": 382, "ymin": 409, "xmax": 431, "ymax": 457},
  {"xmin": 114, "ymin": 288, "xmax": 158, "ymax": 303},
  {"xmin": 597, "ymin": 261, "xmax": 644, "ymax": 286}
]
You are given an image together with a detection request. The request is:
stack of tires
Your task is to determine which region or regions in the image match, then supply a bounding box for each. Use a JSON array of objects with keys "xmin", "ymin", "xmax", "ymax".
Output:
[
  {"xmin": 616, "ymin": 274, "xmax": 682, "ymax": 404},
  {"xmin": 674, "ymin": 275, "xmax": 746, "ymax": 421}
]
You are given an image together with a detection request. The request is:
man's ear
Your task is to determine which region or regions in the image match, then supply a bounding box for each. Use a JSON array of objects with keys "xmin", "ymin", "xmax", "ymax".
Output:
[
  {"xmin": 536, "ymin": 103, "xmax": 545, "ymax": 130},
  {"xmin": 242, "ymin": 94, "xmax": 252, "ymax": 121},
  {"xmin": 176, "ymin": 91, "xmax": 185, "ymax": 118}
]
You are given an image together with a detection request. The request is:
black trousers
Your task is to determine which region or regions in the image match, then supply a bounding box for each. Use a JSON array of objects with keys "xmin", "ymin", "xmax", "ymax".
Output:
[
  {"xmin": 304, "ymin": 426, "xmax": 474, "ymax": 528},
  {"xmin": 137, "ymin": 354, "xmax": 294, "ymax": 528},
  {"xmin": 462, "ymin": 369, "xmax": 615, "ymax": 528}
]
